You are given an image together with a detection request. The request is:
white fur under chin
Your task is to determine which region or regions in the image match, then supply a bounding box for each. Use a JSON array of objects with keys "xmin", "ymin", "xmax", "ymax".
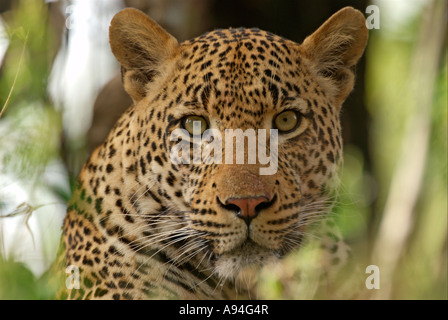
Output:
[{"xmin": 213, "ymin": 241, "xmax": 281, "ymax": 280}]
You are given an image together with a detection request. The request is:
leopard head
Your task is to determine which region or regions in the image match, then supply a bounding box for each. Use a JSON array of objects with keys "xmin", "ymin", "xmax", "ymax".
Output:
[{"xmin": 108, "ymin": 7, "xmax": 367, "ymax": 280}]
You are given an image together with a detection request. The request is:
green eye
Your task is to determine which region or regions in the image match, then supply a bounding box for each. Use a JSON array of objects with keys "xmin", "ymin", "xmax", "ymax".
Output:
[
  {"xmin": 274, "ymin": 110, "xmax": 300, "ymax": 132},
  {"xmin": 182, "ymin": 116, "xmax": 208, "ymax": 135}
]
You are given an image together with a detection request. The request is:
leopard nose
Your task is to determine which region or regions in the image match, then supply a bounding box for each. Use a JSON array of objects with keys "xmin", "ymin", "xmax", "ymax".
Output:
[{"xmin": 221, "ymin": 195, "xmax": 276, "ymax": 225}]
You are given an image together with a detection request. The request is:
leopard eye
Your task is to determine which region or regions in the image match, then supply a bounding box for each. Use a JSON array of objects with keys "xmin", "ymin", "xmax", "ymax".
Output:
[
  {"xmin": 274, "ymin": 110, "xmax": 300, "ymax": 133},
  {"xmin": 182, "ymin": 116, "xmax": 208, "ymax": 135}
]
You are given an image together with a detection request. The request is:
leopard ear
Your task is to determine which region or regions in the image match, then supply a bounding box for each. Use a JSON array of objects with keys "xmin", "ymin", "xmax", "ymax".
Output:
[
  {"xmin": 109, "ymin": 8, "xmax": 179, "ymax": 103},
  {"xmin": 300, "ymin": 7, "xmax": 368, "ymax": 106}
]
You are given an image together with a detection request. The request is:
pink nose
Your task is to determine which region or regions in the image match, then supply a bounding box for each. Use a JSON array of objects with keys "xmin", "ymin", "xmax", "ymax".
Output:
[{"xmin": 225, "ymin": 196, "xmax": 273, "ymax": 224}]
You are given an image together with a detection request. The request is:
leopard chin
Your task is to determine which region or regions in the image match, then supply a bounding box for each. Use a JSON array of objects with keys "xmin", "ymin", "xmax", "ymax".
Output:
[{"xmin": 212, "ymin": 240, "xmax": 281, "ymax": 280}]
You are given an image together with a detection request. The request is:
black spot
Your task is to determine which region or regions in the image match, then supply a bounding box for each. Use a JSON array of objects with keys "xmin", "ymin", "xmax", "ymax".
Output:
[
  {"xmin": 138, "ymin": 157, "xmax": 146, "ymax": 175},
  {"xmin": 82, "ymin": 256, "xmax": 94, "ymax": 266},
  {"xmin": 327, "ymin": 151, "xmax": 335, "ymax": 163},
  {"xmin": 307, "ymin": 180, "xmax": 316, "ymax": 189},
  {"xmin": 268, "ymin": 82, "xmax": 279, "ymax": 106},
  {"xmin": 154, "ymin": 156, "xmax": 164, "ymax": 167},
  {"xmin": 118, "ymin": 281, "xmax": 134, "ymax": 289},
  {"xmin": 94, "ymin": 287, "xmax": 108, "ymax": 298},
  {"xmin": 94, "ymin": 198, "xmax": 103, "ymax": 214},
  {"xmin": 200, "ymin": 60, "xmax": 212, "ymax": 71},
  {"xmin": 108, "ymin": 246, "xmax": 124, "ymax": 256}
]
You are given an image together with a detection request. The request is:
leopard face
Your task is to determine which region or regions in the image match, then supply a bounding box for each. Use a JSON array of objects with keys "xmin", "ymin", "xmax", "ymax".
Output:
[
  {"xmin": 61, "ymin": 7, "xmax": 367, "ymax": 299},
  {"xmin": 160, "ymin": 28, "xmax": 344, "ymax": 278}
]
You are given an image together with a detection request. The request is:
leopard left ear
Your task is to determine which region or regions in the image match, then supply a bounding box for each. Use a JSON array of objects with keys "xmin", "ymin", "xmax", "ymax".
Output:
[
  {"xmin": 300, "ymin": 7, "xmax": 368, "ymax": 106},
  {"xmin": 109, "ymin": 8, "xmax": 179, "ymax": 103}
]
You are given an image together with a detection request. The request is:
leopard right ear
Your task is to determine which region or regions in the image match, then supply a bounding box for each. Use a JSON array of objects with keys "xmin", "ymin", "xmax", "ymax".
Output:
[{"xmin": 109, "ymin": 8, "xmax": 179, "ymax": 103}]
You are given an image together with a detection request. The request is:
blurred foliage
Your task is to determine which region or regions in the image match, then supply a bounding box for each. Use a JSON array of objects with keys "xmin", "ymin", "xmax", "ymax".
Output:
[
  {"xmin": 0, "ymin": 0, "xmax": 62, "ymax": 180},
  {"xmin": 0, "ymin": 0, "xmax": 446, "ymax": 300},
  {"xmin": 2, "ymin": 104, "xmax": 61, "ymax": 180},
  {"xmin": 364, "ymin": 1, "xmax": 446, "ymax": 299},
  {"xmin": 0, "ymin": 0, "xmax": 57, "ymax": 107},
  {"xmin": 0, "ymin": 0, "xmax": 63, "ymax": 299},
  {"xmin": 0, "ymin": 256, "xmax": 57, "ymax": 299}
]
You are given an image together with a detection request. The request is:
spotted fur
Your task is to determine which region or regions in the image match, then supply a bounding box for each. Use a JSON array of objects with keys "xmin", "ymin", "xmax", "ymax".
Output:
[{"xmin": 59, "ymin": 7, "xmax": 368, "ymax": 299}]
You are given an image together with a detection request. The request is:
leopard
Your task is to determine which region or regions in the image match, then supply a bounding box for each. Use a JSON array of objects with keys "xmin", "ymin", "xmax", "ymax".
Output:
[{"xmin": 58, "ymin": 6, "xmax": 368, "ymax": 300}]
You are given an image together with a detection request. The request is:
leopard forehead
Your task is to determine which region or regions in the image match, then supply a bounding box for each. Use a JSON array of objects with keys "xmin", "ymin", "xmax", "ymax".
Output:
[
  {"xmin": 145, "ymin": 27, "xmax": 325, "ymax": 129},
  {"xmin": 182, "ymin": 29, "xmax": 289, "ymax": 81},
  {"xmin": 181, "ymin": 27, "xmax": 294, "ymax": 58}
]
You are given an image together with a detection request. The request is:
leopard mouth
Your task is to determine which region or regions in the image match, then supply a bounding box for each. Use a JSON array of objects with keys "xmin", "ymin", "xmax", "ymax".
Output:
[{"xmin": 210, "ymin": 239, "xmax": 282, "ymax": 280}]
